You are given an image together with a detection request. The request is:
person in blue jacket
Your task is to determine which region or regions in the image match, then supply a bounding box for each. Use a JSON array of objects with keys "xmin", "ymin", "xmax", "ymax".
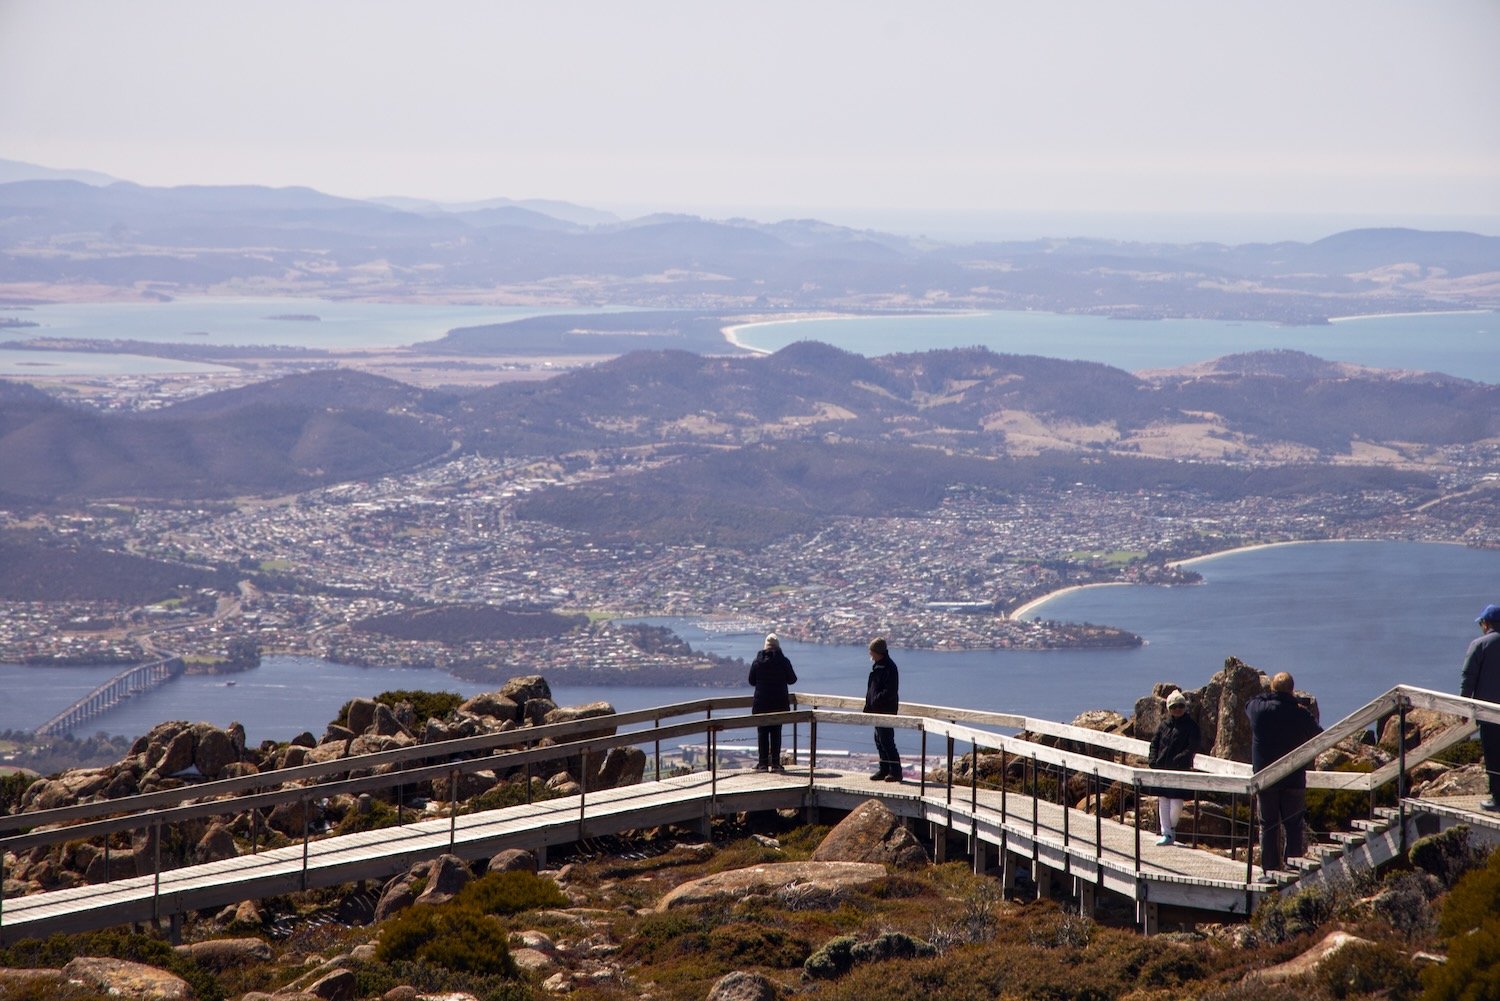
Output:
[
  {"xmin": 1460, "ymin": 603, "xmax": 1500, "ymax": 811},
  {"xmin": 864, "ymin": 637, "xmax": 902, "ymax": 781},
  {"xmin": 1246, "ymin": 671, "xmax": 1323, "ymax": 876},
  {"xmin": 748, "ymin": 633, "xmax": 797, "ymax": 772}
]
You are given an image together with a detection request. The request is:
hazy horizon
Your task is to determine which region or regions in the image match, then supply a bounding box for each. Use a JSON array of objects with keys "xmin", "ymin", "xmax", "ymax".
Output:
[{"xmin": 2, "ymin": 0, "xmax": 1496, "ymax": 241}]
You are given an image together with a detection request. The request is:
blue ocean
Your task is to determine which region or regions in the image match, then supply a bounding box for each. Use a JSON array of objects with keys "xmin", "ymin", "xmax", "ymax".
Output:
[{"xmin": 3, "ymin": 542, "xmax": 1494, "ymax": 745}]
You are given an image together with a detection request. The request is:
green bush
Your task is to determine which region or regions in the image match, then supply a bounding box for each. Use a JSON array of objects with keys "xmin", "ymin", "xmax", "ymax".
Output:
[
  {"xmin": 1305, "ymin": 761, "xmax": 1395, "ymax": 832},
  {"xmin": 1432, "ymin": 737, "xmax": 1484, "ymax": 766},
  {"xmin": 331, "ymin": 798, "xmax": 401, "ymax": 835},
  {"xmin": 1409, "ymin": 824, "xmax": 1486, "ymax": 889},
  {"xmin": 618, "ymin": 911, "xmax": 711, "ymax": 963},
  {"xmin": 353, "ymin": 958, "xmax": 531, "ymax": 1001},
  {"xmin": 707, "ymin": 923, "xmax": 811, "ymax": 968},
  {"xmin": 336, "ymin": 689, "xmax": 464, "ymax": 728},
  {"xmin": 1422, "ymin": 917, "xmax": 1500, "ymax": 1001},
  {"xmin": 803, "ymin": 934, "xmax": 858, "ymax": 980},
  {"xmin": 1253, "ymin": 883, "xmax": 1337, "ymax": 944},
  {"xmin": 1437, "ymin": 842, "xmax": 1500, "ymax": 937},
  {"xmin": 375, "ymin": 904, "xmax": 515, "ymax": 976},
  {"xmin": 0, "ymin": 770, "xmax": 37, "ymax": 811},
  {"xmin": 456, "ymin": 869, "xmax": 568, "ymax": 916}
]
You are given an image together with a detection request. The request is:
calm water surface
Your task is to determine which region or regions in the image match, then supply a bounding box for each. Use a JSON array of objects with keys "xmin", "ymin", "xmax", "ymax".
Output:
[
  {"xmin": 735, "ymin": 310, "xmax": 1499, "ymax": 383},
  {"xmin": 4, "ymin": 542, "xmax": 1494, "ymax": 747}
]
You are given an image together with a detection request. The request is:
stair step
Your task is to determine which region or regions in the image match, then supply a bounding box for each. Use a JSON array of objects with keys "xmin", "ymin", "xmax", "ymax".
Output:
[
  {"xmin": 1286, "ymin": 856, "xmax": 1323, "ymax": 873},
  {"xmin": 1330, "ymin": 831, "xmax": 1367, "ymax": 847},
  {"xmin": 1373, "ymin": 806, "xmax": 1401, "ymax": 820},
  {"xmin": 1350, "ymin": 818, "xmax": 1391, "ymax": 833}
]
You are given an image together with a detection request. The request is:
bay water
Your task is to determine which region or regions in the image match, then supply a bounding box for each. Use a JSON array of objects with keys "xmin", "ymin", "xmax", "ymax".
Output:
[{"xmin": 4, "ymin": 542, "xmax": 1494, "ymax": 750}]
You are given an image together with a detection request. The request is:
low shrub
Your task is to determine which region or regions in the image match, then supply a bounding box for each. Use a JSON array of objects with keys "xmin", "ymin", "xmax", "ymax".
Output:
[
  {"xmin": 1422, "ymin": 916, "xmax": 1500, "ymax": 1001},
  {"xmin": 707, "ymin": 923, "xmax": 811, "ymax": 968},
  {"xmin": 352, "ymin": 959, "xmax": 531, "ymax": 1001},
  {"xmin": 456, "ymin": 869, "xmax": 568, "ymax": 916},
  {"xmin": 1437, "ymin": 841, "xmax": 1500, "ymax": 937},
  {"xmin": 1370, "ymin": 870, "xmax": 1437, "ymax": 938},
  {"xmin": 1408, "ymin": 823, "xmax": 1487, "ymax": 889},
  {"xmin": 1252, "ymin": 883, "xmax": 1336, "ymax": 944},
  {"xmin": 618, "ymin": 911, "xmax": 711, "ymax": 963},
  {"xmin": 1432, "ymin": 737, "xmax": 1484, "ymax": 766},
  {"xmin": 375, "ymin": 904, "xmax": 515, "ymax": 976},
  {"xmin": 331, "ymin": 798, "xmax": 401, "ymax": 835},
  {"xmin": 1313, "ymin": 939, "xmax": 1419, "ymax": 1001}
]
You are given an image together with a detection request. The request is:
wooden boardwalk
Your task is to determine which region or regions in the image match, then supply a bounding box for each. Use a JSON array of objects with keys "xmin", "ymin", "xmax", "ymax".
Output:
[
  {"xmin": 5, "ymin": 685, "xmax": 1500, "ymax": 942},
  {"xmin": 1, "ymin": 766, "xmax": 1273, "ymax": 941}
]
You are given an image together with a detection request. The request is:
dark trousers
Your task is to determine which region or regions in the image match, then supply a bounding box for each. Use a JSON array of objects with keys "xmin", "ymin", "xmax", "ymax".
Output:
[
  {"xmin": 873, "ymin": 726, "xmax": 900, "ymax": 775},
  {"xmin": 1257, "ymin": 785, "xmax": 1308, "ymax": 872},
  {"xmin": 757, "ymin": 725, "xmax": 782, "ymax": 768},
  {"xmin": 1480, "ymin": 723, "xmax": 1500, "ymax": 799}
]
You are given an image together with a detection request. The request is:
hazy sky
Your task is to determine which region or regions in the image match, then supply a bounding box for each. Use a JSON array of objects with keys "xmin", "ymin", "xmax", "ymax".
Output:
[{"xmin": 2, "ymin": 0, "xmax": 1497, "ymax": 239}]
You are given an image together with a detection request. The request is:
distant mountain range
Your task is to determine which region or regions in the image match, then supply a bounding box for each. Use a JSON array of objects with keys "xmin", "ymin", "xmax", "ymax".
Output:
[
  {"xmin": 0, "ymin": 162, "xmax": 1496, "ymax": 321},
  {"xmin": 3, "ymin": 346, "xmax": 1490, "ymax": 537}
]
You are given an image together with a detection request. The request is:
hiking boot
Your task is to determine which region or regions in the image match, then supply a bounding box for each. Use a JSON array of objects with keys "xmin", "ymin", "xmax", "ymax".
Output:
[
  {"xmin": 1480, "ymin": 798, "xmax": 1498, "ymax": 812},
  {"xmin": 1155, "ymin": 833, "xmax": 1174, "ymax": 847},
  {"xmin": 869, "ymin": 770, "xmax": 889, "ymax": 781}
]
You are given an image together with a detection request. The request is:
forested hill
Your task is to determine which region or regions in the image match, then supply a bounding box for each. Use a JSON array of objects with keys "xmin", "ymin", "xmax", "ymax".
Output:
[{"xmin": 1, "ymin": 344, "xmax": 1489, "ymax": 515}]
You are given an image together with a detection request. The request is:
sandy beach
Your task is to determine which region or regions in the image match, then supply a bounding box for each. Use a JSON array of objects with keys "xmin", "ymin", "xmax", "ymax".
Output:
[
  {"xmin": 1326, "ymin": 308, "xmax": 1494, "ymax": 323},
  {"xmin": 720, "ymin": 310, "xmax": 978, "ymax": 354},
  {"xmin": 1011, "ymin": 539, "xmax": 1332, "ymax": 620}
]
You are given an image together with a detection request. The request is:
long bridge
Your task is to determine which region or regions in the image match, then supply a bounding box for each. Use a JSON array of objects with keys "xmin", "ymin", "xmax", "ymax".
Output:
[
  {"xmin": 33, "ymin": 655, "xmax": 184, "ymax": 739},
  {"xmin": 3, "ymin": 685, "xmax": 1499, "ymax": 944}
]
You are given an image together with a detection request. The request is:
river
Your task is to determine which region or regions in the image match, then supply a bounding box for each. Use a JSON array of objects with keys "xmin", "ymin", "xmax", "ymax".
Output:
[{"xmin": 3, "ymin": 541, "xmax": 1493, "ymax": 749}]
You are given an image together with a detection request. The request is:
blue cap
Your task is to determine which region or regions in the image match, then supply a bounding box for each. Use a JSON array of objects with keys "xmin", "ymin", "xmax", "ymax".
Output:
[{"xmin": 1478, "ymin": 604, "xmax": 1500, "ymax": 625}]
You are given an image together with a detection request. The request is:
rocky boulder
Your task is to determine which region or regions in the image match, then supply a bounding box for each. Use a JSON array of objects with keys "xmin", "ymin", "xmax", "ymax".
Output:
[
  {"xmin": 500, "ymin": 674, "xmax": 553, "ymax": 705},
  {"xmin": 657, "ymin": 860, "xmax": 887, "ymax": 910},
  {"xmin": 61, "ymin": 956, "xmax": 191, "ymax": 1000},
  {"xmin": 460, "ymin": 691, "xmax": 521, "ymax": 722},
  {"xmin": 488, "ymin": 848, "xmax": 539, "ymax": 873},
  {"xmin": 811, "ymin": 800, "xmax": 930, "ymax": 869},
  {"xmin": 345, "ymin": 697, "xmax": 378, "ymax": 734},
  {"xmin": 708, "ymin": 970, "xmax": 783, "ymax": 1001}
]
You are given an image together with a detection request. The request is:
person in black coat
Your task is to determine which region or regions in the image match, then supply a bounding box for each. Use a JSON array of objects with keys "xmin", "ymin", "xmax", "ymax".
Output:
[
  {"xmin": 864, "ymin": 636, "xmax": 902, "ymax": 781},
  {"xmin": 748, "ymin": 633, "xmax": 797, "ymax": 772},
  {"xmin": 1246, "ymin": 671, "xmax": 1323, "ymax": 875},
  {"xmin": 1460, "ymin": 603, "xmax": 1500, "ymax": 811},
  {"xmin": 1148, "ymin": 689, "xmax": 1201, "ymax": 846}
]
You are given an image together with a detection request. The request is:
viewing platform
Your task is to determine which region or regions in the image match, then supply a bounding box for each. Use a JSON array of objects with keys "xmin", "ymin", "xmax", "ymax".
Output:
[{"xmin": 4, "ymin": 685, "xmax": 1499, "ymax": 943}]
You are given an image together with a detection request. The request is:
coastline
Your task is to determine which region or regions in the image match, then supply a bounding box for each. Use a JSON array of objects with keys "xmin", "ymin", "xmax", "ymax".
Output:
[
  {"xmin": 1011, "ymin": 538, "xmax": 1452, "ymax": 620},
  {"xmin": 1327, "ymin": 308, "xmax": 1495, "ymax": 323},
  {"xmin": 721, "ymin": 310, "xmax": 982, "ymax": 354}
]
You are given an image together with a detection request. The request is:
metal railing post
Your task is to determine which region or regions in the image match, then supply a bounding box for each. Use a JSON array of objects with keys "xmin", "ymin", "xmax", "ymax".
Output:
[
  {"xmin": 1245, "ymin": 792, "xmax": 1257, "ymax": 884},
  {"xmin": 103, "ymin": 837, "xmax": 110, "ymax": 882},
  {"xmin": 1031, "ymin": 753, "xmax": 1039, "ymax": 841},
  {"xmin": 654, "ymin": 716, "xmax": 662, "ymax": 782},
  {"xmin": 152, "ymin": 819, "xmax": 162, "ymax": 921},
  {"xmin": 1000, "ymin": 747, "xmax": 1008, "ymax": 823},
  {"xmin": 580, "ymin": 749, "xmax": 589, "ymax": 838},
  {"xmin": 301, "ymin": 796, "xmax": 311, "ymax": 890},
  {"xmin": 1061, "ymin": 763, "xmax": 1070, "ymax": 849},
  {"xmin": 970, "ymin": 739, "xmax": 979, "ymax": 814},
  {"xmin": 1397, "ymin": 698, "xmax": 1409, "ymax": 852},
  {"xmin": 1132, "ymin": 779, "xmax": 1141, "ymax": 874},
  {"xmin": 808, "ymin": 717, "xmax": 817, "ymax": 790},
  {"xmin": 448, "ymin": 770, "xmax": 458, "ymax": 853},
  {"xmin": 946, "ymin": 735, "xmax": 955, "ymax": 806},
  {"xmin": 919, "ymin": 728, "xmax": 928, "ymax": 797},
  {"xmin": 1094, "ymin": 769, "xmax": 1102, "ymax": 865}
]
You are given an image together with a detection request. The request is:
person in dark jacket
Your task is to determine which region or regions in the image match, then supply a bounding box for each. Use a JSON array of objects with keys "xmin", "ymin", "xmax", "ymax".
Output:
[
  {"xmin": 1460, "ymin": 603, "xmax": 1500, "ymax": 811},
  {"xmin": 748, "ymin": 633, "xmax": 797, "ymax": 772},
  {"xmin": 864, "ymin": 637, "xmax": 902, "ymax": 781},
  {"xmin": 1246, "ymin": 671, "xmax": 1323, "ymax": 876},
  {"xmin": 1148, "ymin": 688, "xmax": 1201, "ymax": 846}
]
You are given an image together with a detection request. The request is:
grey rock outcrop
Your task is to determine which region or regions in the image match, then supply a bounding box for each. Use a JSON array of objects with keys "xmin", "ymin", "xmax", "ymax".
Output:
[
  {"xmin": 657, "ymin": 860, "xmax": 887, "ymax": 910},
  {"xmin": 708, "ymin": 970, "xmax": 783, "ymax": 1001},
  {"xmin": 811, "ymin": 799, "xmax": 929, "ymax": 869},
  {"xmin": 61, "ymin": 956, "xmax": 192, "ymax": 1000}
]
